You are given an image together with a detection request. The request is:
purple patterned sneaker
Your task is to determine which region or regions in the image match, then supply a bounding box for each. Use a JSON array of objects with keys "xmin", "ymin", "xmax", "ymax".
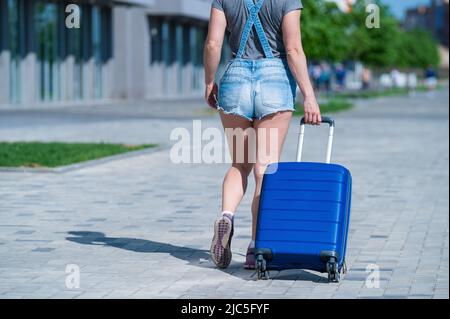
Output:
[
  {"xmin": 244, "ymin": 247, "xmax": 256, "ymax": 270},
  {"xmin": 210, "ymin": 213, "xmax": 234, "ymax": 268}
]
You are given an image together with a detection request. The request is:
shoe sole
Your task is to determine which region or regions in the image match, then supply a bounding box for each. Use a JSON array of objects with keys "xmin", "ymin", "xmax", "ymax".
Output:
[{"xmin": 210, "ymin": 217, "xmax": 232, "ymax": 269}]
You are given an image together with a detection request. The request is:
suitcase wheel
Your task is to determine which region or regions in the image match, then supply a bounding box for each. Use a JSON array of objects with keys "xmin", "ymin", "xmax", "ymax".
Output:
[
  {"xmin": 326, "ymin": 257, "xmax": 340, "ymax": 283},
  {"xmin": 256, "ymin": 254, "xmax": 269, "ymax": 280}
]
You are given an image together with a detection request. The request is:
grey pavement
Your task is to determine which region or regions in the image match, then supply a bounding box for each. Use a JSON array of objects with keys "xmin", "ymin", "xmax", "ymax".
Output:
[{"xmin": 0, "ymin": 89, "xmax": 448, "ymax": 299}]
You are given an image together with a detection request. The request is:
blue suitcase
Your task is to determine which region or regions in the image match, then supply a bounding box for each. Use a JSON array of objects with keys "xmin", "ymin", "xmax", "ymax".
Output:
[{"xmin": 255, "ymin": 117, "xmax": 352, "ymax": 282}]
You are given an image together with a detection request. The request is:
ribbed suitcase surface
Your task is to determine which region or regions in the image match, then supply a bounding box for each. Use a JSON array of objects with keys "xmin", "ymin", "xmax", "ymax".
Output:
[{"xmin": 256, "ymin": 162, "xmax": 352, "ymax": 272}]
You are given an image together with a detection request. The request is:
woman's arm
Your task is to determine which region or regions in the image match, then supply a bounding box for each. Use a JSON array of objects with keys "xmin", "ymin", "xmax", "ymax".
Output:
[
  {"xmin": 204, "ymin": 8, "xmax": 227, "ymax": 108},
  {"xmin": 282, "ymin": 10, "xmax": 321, "ymax": 125}
]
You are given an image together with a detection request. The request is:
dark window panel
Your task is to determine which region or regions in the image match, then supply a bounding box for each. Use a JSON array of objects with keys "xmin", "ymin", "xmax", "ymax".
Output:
[
  {"xmin": 168, "ymin": 21, "xmax": 176, "ymax": 65},
  {"xmin": 0, "ymin": 0, "xmax": 7, "ymax": 53},
  {"xmin": 182, "ymin": 23, "xmax": 190, "ymax": 65},
  {"xmin": 150, "ymin": 17, "xmax": 162, "ymax": 65}
]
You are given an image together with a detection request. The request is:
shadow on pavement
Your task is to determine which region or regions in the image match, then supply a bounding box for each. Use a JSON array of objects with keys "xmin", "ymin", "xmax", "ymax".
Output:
[
  {"xmin": 271, "ymin": 271, "xmax": 326, "ymax": 282},
  {"xmin": 66, "ymin": 231, "xmax": 211, "ymax": 267},
  {"xmin": 66, "ymin": 231, "xmax": 325, "ymax": 283}
]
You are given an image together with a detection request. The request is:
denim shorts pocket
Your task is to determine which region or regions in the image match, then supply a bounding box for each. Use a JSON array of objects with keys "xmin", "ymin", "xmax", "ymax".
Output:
[
  {"xmin": 260, "ymin": 78, "xmax": 291, "ymax": 109},
  {"xmin": 218, "ymin": 81, "xmax": 242, "ymax": 109}
]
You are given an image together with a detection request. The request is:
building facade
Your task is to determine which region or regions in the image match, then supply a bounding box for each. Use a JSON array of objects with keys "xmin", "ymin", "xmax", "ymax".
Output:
[
  {"xmin": 404, "ymin": 0, "xmax": 449, "ymax": 48},
  {"xmin": 0, "ymin": 0, "xmax": 229, "ymax": 107}
]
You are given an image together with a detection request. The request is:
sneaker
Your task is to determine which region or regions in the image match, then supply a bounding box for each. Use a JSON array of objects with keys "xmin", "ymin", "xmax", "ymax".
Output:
[
  {"xmin": 210, "ymin": 213, "xmax": 234, "ymax": 268},
  {"xmin": 244, "ymin": 247, "xmax": 256, "ymax": 270}
]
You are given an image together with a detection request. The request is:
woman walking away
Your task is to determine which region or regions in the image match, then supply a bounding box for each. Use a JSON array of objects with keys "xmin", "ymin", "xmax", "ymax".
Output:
[{"xmin": 204, "ymin": 0, "xmax": 321, "ymax": 269}]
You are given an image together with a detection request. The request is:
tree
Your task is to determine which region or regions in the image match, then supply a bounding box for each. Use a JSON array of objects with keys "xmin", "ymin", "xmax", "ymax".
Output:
[
  {"xmin": 299, "ymin": 0, "xmax": 440, "ymax": 69},
  {"xmin": 300, "ymin": 0, "xmax": 350, "ymax": 62},
  {"xmin": 395, "ymin": 28, "xmax": 440, "ymax": 69},
  {"xmin": 346, "ymin": 0, "xmax": 402, "ymax": 68}
]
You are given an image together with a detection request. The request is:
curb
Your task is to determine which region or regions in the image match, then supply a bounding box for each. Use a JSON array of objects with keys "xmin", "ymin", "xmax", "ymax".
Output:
[{"xmin": 0, "ymin": 144, "xmax": 169, "ymax": 174}]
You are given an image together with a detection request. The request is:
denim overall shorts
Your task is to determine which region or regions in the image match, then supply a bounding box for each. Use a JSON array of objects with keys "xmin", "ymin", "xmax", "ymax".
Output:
[{"xmin": 217, "ymin": 0, "xmax": 297, "ymax": 121}]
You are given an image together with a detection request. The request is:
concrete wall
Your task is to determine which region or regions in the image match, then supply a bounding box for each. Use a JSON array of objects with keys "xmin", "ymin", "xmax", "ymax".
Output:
[
  {"xmin": 143, "ymin": 0, "xmax": 211, "ymax": 20},
  {"xmin": 112, "ymin": 0, "xmax": 212, "ymax": 100},
  {"xmin": 111, "ymin": 5, "xmax": 149, "ymax": 100}
]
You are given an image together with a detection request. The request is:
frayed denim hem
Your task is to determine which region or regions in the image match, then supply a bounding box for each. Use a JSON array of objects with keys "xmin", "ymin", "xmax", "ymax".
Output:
[
  {"xmin": 255, "ymin": 108, "xmax": 296, "ymax": 121},
  {"xmin": 217, "ymin": 106, "xmax": 295, "ymax": 122},
  {"xmin": 216, "ymin": 106, "xmax": 254, "ymax": 122}
]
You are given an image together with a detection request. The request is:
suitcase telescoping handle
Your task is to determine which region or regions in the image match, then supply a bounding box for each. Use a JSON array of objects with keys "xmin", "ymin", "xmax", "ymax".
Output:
[{"xmin": 296, "ymin": 116, "xmax": 335, "ymax": 164}]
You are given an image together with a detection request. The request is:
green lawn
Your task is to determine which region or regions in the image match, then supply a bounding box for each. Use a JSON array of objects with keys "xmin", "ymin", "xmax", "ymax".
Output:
[
  {"xmin": 333, "ymin": 84, "xmax": 443, "ymax": 100},
  {"xmin": 294, "ymin": 98, "xmax": 354, "ymax": 116},
  {"xmin": 0, "ymin": 142, "xmax": 157, "ymax": 168}
]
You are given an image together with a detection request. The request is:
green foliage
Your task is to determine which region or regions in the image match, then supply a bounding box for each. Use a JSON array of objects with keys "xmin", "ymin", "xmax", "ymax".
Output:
[
  {"xmin": 301, "ymin": 0, "xmax": 350, "ymax": 62},
  {"xmin": 395, "ymin": 28, "xmax": 441, "ymax": 69},
  {"xmin": 346, "ymin": 0, "xmax": 401, "ymax": 68},
  {"xmin": 299, "ymin": 0, "xmax": 440, "ymax": 69}
]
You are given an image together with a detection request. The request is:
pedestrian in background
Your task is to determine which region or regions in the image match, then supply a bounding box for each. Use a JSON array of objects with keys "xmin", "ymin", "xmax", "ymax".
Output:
[
  {"xmin": 320, "ymin": 62, "xmax": 332, "ymax": 93},
  {"xmin": 425, "ymin": 65, "xmax": 438, "ymax": 94},
  {"xmin": 362, "ymin": 67, "xmax": 371, "ymax": 91},
  {"xmin": 312, "ymin": 63, "xmax": 323, "ymax": 91},
  {"xmin": 335, "ymin": 63, "xmax": 346, "ymax": 92}
]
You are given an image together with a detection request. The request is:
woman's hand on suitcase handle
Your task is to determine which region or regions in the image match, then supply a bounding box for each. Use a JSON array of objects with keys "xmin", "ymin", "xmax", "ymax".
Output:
[
  {"xmin": 205, "ymin": 82, "xmax": 219, "ymax": 109},
  {"xmin": 303, "ymin": 97, "xmax": 322, "ymax": 125}
]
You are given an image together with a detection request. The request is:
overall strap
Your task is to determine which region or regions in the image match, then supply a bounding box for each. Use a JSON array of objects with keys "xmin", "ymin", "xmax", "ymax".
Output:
[{"xmin": 236, "ymin": 0, "xmax": 274, "ymax": 59}]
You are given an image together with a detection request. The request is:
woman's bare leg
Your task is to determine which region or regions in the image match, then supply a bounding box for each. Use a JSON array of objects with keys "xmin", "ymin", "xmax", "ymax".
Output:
[
  {"xmin": 220, "ymin": 112, "xmax": 254, "ymax": 213},
  {"xmin": 251, "ymin": 111, "xmax": 293, "ymax": 240},
  {"xmin": 211, "ymin": 112, "xmax": 254, "ymax": 269}
]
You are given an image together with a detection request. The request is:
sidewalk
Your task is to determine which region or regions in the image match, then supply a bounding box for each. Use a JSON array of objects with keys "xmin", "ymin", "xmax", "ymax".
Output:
[{"xmin": 0, "ymin": 90, "xmax": 448, "ymax": 299}]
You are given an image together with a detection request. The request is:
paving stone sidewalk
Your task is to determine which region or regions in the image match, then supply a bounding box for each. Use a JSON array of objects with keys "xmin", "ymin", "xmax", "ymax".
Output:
[{"xmin": 0, "ymin": 90, "xmax": 448, "ymax": 299}]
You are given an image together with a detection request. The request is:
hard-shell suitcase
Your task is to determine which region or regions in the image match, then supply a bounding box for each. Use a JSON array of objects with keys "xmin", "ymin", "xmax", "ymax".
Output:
[{"xmin": 255, "ymin": 117, "xmax": 352, "ymax": 282}]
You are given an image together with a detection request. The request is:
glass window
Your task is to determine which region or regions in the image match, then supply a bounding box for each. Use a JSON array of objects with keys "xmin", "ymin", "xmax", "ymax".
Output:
[
  {"xmin": 8, "ymin": 0, "xmax": 22, "ymax": 103},
  {"xmin": 182, "ymin": 24, "xmax": 190, "ymax": 66},
  {"xmin": 168, "ymin": 21, "xmax": 176, "ymax": 65},
  {"xmin": 101, "ymin": 7, "xmax": 112, "ymax": 63},
  {"xmin": 195, "ymin": 26, "xmax": 206, "ymax": 67},
  {"xmin": 92, "ymin": 5, "xmax": 102, "ymax": 99},
  {"xmin": 70, "ymin": 20, "xmax": 83, "ymax": 100},
  {"xmin": 35, "ymin": 0, "xmax": 60, "ymax": 102},
  {"xmin": 161, "ymin": 21, "xmax": 170, "ymax": 94},
  {"xmin": 176, "ymin": 23, "xmax": 183, "ymax": 93},
  {"xmin": 150, "ymin": 17, "xmax": 162, "ymax": 65},
  {"xmin": 150, "ymin": 19, "xmax": 209, "ymax": 96},
  {"xmin": 161, "ymin": 21, "xmax": 169, "ymax": 66},
  {"xmin": 65, "ymin": 2, "xmax": 83, "ymax": 100},
  {"xmin": 0, "ymin": 1, "xmax": 6, "ymax": 54},
  {"xmin": 189, "ymin": 26, "xmax": 197, "ymax": 91}
]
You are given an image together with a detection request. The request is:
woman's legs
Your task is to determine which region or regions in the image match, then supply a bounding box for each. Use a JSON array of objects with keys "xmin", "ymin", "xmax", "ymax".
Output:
[
  {"xmin": 211, "ymin": 112, "xmax": 254, "ymax": 269},
  {"xmin": 251, "ymin": 111, "xmax": 293, "ymax": 241},
  {"xmin": 220, "ymin": 112, "xmax": 254, "ymax": 213},
  {"xmin": 213, "ymin": 111, "xmax": 292, "ymax": 269}
]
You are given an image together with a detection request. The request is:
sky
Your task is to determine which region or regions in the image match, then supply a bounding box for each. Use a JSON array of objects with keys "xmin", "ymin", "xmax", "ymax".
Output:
[
  {"xmin": 331, "ymin": 0, "xmax": 432, "ymax": 19},
  {"xmin": 382, "ymin": 0, "xmax": 432, "ymax": 19}
]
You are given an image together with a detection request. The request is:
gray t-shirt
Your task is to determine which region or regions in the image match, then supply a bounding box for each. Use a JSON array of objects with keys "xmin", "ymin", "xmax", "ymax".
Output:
[{"xmin": 212, "ymin": 0, "xmax": 303, "ymax": 60}]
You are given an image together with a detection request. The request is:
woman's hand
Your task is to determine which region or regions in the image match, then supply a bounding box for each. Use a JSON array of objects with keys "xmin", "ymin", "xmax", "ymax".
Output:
[
  {"xmin": 303, "ymin": 96, "xmax": 322, "ymax": 125},
  {"xmin": 283, "ymin": 10, "xmax": 322, "ymax": 126},
  {"xmin": 205, "ymin": 82, "xmax": 219, "ymax": 109}
]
